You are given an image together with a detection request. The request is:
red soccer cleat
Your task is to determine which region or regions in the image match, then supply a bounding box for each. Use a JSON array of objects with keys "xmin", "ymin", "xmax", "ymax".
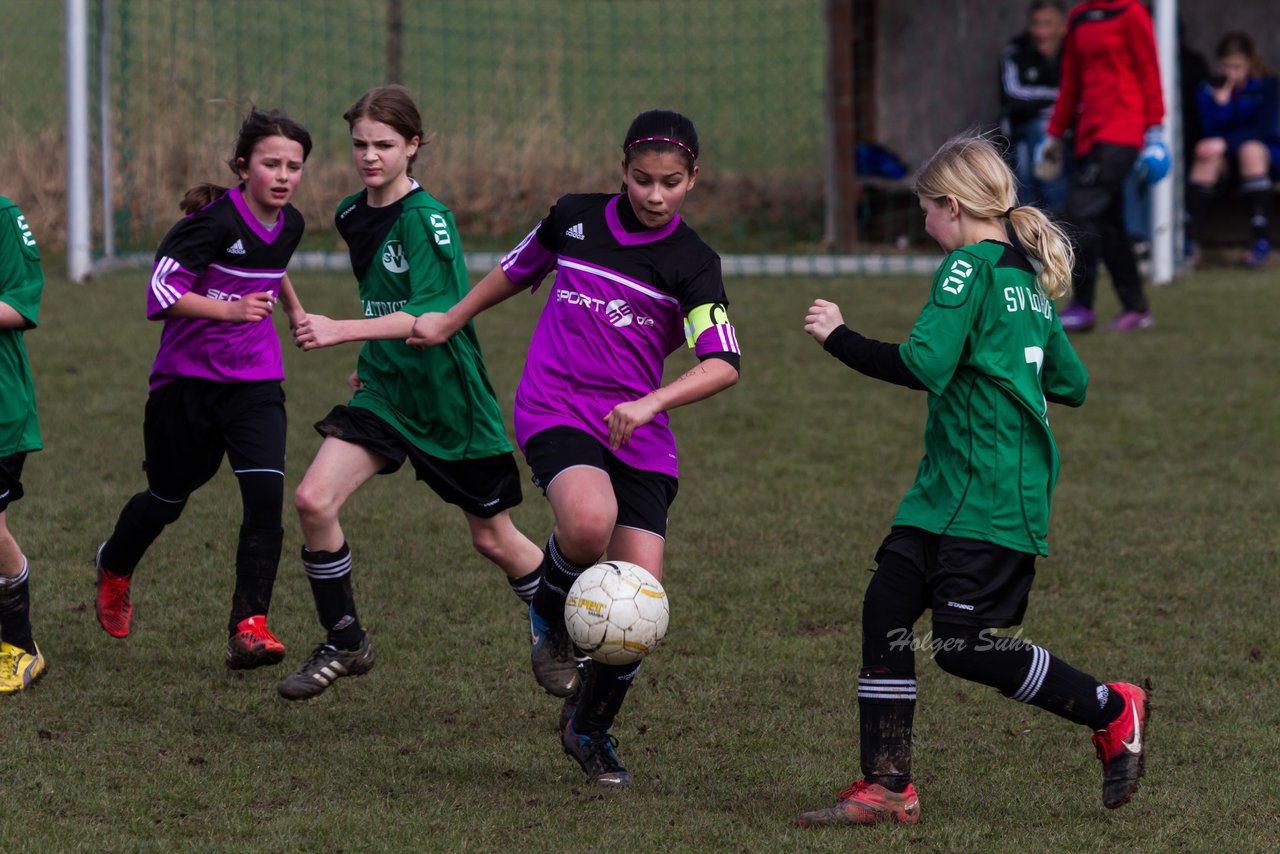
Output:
[
  {"xmin": 95, "ymin": 544, "xmax": 134, "ymax": 639},
  {"xmin": 1091, "ymin": 682, "xmax": 1149, "ymax": 809},
  {"xmin": 226, "ymin": 615, "xmax": 286, "ymax": 670},
  {"xmin": 795, "ymin": 780, "xmax": 921, "ymax": 827}
]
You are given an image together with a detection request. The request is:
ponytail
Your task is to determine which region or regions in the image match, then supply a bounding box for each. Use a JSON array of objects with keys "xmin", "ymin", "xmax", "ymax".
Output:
[
  {"xmin": 1008, "ymin": 205, "xmax": 1074, "ymax": 299},
  {"xmin": 915, "ymin": 134, "xmax": 1074, "ymax": 298},
  {"xmin": 180, "ymin": 183, "xmax": 229, "ymax": 215}
]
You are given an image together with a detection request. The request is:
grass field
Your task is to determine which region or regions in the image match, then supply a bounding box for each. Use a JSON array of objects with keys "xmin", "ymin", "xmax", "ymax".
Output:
[{"xmin": 2, "ymin": 261, "xmax": 1278, "ymax": 851}]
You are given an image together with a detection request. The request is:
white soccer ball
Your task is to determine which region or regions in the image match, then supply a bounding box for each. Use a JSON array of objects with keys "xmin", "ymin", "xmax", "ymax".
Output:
[{"xmin": 565, "ymin": 561, "xmax": 669, "ymax": 665}]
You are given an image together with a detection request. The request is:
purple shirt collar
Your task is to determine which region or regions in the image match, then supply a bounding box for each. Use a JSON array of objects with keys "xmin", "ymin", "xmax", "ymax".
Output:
[
  {"xmin": 229, "ymin": 185, "xmax": 285, "ymax": 244},
  {"xmin": 605, "ymin": 194, "xmax": 682, "ymax": 246}
]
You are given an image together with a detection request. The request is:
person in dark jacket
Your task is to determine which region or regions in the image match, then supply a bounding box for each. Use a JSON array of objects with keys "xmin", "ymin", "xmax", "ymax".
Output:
[{"xmin": 1000, "ymin": 0, "xmax": 1068, "ymax": 212}]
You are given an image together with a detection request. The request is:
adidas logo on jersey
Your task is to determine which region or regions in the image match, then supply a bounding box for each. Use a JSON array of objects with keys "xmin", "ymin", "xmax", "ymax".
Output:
[
  {"xmin": 226, "ymin": 239, "xmax": 246, "ymax": 256},
  {"xmin": 565, "ymin": 223, "xmax": 585, "ymax": 240}
]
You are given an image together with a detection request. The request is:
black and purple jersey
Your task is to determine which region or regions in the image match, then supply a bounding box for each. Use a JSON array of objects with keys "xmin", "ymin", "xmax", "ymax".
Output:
[
  {"xmin": 501, "ymin": 193, "xmax": 740, "ymax": 479},
  {"xmin": 146, "ymin": 186, "xmax": 303, "ymax": 390}
]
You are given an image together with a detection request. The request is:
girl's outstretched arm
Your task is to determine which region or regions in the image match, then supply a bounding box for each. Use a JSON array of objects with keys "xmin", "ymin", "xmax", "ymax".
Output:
[
  {"xmin": 806, "ymin": 298, "xmax": 926, "ymax": 390},
  {"xmin": 406, "ymin": 264, "xmax": 528, "ymax": 349},
  {"xmin": 278, "ymin": 272, "xmax": 306, "ymax": 329},
  {"xmin": 294, "ymin": 310, "xmax": 415, "ymax": 351},
  {"xmin": 605, "ymin": 357, "xmax": 739, "ymax": 451},
  {"xmin": 803, "ymin": 297, "xmax": 845, "ymax": 344}
]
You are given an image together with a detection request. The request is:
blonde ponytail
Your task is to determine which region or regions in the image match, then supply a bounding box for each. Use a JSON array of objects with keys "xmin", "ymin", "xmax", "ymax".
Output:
[
  {"xmin": 915, "ymin": 134, "xmax": 1075, "ymax": 299},
  {"xmin": 1008, "ymin": 205, "xmax": 1074, "ymax": 299}
]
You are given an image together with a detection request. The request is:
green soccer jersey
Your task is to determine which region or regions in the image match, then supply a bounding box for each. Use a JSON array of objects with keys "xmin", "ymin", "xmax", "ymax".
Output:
[
  {"xmin": 0, "ymin": 197, "xmax": 44, "ymax": 458},
  {"xmin": 335, "ymin": 186, "xmax": 511, "ymax": 460},
  {"xmin": 894, "ymin": 240, "xmax": 1087, "ymax": 555}
]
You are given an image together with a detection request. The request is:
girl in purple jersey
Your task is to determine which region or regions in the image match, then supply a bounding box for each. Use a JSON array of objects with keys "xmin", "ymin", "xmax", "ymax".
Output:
[
  {"xmin": 94, "ymin": 108, "xmax": 310, "ymax": 671},
  {"xmin": 409, "ymin": 109, "xmax": 741, "ymax": 787}
]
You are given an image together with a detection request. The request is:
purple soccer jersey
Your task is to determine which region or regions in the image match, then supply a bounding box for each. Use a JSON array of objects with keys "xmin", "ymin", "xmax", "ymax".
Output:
[
  {"xmin": 502, "ymin": 193, "xmax": 738, "ymax": 479},
  {"xmin": 146, "ymin": 187, "xmax": 304, "ymax": 390}
]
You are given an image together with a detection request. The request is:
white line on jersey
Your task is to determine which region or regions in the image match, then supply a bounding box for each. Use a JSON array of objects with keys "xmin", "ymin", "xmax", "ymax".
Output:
[
  {"xmin": 208, "ymin": 263, "xmax": 286, "ymax": 279},
  {"xmin": 557, "ymin": 258, "xmax": 680, "ymax": 305}
]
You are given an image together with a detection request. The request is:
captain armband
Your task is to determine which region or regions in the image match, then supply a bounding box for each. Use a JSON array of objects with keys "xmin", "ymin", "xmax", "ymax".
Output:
[{"xmin": 683, "ymin": 302, "xmax": 740, "ymax": 359}]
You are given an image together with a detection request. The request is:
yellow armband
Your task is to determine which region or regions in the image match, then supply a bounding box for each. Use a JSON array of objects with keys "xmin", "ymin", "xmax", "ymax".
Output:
[{"xmin": 683, "ymin": 302, "xmax": 731, "ymax": 348}]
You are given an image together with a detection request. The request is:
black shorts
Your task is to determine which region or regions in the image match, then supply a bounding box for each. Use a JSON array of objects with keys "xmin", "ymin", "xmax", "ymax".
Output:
[
  {"xmin": 523, "ymin": 426, "xmax": 678, "ymax": 538},
  {"xmin": 143, "ymin": 379, "xmax": 287, "ymax": 501},
  {"xmin": 0, "ymin": 453, "xmax": 27, "ymax": 513},
  {"xmin": 876, "ymin": 526, "xmax": 1036, "ymax": 629},
  {"xmin": 315, "ymin": 405, "xmax": 522, "ymax": 519}
]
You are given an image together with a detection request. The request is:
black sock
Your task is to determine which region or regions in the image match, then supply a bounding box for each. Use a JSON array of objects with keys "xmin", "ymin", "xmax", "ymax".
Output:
[
  {"xmin": 857, "ymin": 666, "xmax": 916, "ymax": 792},
  {"xmin": 507, "ymin": 564, "xmax": 543, "ymax": 605},
  {"xmin": 1007, "ymin": 644, "xmax": 1123, "ymax": 730},
  {"xmin": 1243, "ymin": 177, "xmax": 1272, "ymax": 243},
  {"xmin": 924, "ymin": 625, "xmax": 1122, "ymax": 731},
  {"xmin": 302, "ymin": 543, "xmax": 363, "ymax": 649},
  {"xmin": 229, "ymin": 524, "xmax": 283, "ymax": 633},
  {"xmin": 531, "ymin": 534, "xmax": 595, "ymax": 628},
  {"xmin": 1185, "ymin": 183, "xmax": 1216, "ymax": 242},
  {"xmin": 0, "ymin": 557, "xmax": 34, "ymax": 652},
  {"xmin": 573, "ymin": 660, "xmax": 640, "ymax": 734}
]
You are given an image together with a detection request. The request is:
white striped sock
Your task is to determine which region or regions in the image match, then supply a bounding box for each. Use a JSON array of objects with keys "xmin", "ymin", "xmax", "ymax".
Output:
[
  {"xmin": 858, "ymin": 675, "xmax": 917, "ymax": 702},
  {"xmin": 1011, "ymin": 645, "xmax": 1049, "ymax": 703}
]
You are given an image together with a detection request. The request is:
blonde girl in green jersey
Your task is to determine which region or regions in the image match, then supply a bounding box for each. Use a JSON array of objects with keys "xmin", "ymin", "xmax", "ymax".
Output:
[{"xmin": 796, "ymin": 135, "xmax": 1148, "ymax": 827}]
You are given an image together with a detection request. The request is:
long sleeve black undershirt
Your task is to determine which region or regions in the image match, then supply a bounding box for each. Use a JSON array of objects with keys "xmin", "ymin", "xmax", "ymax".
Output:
[{"xmin": 822, "ymin": 324, "xmax": 927, "ymax": 391}]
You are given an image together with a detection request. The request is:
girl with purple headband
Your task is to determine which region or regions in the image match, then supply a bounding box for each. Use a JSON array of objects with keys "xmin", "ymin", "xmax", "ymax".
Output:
[{"xmin": 408, "ymin": 109, "xmax": 741, "ymax": 787}]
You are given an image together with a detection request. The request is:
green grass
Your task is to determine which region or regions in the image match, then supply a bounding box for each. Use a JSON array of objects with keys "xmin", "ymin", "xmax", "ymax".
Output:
[{"xmin": 2, "ymin": 262, "xmax": 1278, "ymax": 851}]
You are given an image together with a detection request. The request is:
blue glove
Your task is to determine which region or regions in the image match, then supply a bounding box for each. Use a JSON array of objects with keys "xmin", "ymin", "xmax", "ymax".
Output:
[{"xmin": 1136, "ymin": 127, "xmax": 1170, "ymax": 184}]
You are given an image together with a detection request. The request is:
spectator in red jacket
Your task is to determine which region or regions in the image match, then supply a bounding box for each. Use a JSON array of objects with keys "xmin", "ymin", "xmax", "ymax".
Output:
[{"xmin": 1036, "ymin": 0, "xmax": 1164, "ymax": 332}]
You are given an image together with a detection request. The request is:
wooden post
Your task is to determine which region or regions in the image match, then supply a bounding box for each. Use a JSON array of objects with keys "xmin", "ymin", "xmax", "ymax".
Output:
[
  {"xmin": 824, "ymin": 0, "xmax": 859, "ymax": 251},
  {"xmin": 386, "ymin": 0, "xmax": 403, "ymax": 84}
]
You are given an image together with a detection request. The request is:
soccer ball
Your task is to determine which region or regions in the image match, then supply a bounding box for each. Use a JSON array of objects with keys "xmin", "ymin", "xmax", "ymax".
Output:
[{"xmin": 565, "ymin": 561, "xmax": 669, "ymax": 665}]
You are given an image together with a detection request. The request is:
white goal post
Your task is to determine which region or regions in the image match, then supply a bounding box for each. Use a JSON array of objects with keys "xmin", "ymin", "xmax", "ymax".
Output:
[{"xmin": 1151, "ymin": 0, "xmax": 1180, "ymax": 286}]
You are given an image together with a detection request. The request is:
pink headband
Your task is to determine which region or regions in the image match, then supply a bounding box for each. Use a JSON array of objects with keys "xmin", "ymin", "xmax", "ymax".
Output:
[{"xmin": 624, "ymin": 136, "xmax": 697, "ymax": 161}]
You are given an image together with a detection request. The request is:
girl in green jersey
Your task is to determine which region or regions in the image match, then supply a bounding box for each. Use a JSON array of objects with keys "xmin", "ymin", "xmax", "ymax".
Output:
[
  {"xmin": 279, "ymin": 86, "xmax": 542, "ymax": 701},
  {"xmin": 797, "ymin": 135, "xmax": 1148, "ymax": 826},
  {"xmin": 0, "ymin": 196, "xmax": 46, "ymax": 693}
]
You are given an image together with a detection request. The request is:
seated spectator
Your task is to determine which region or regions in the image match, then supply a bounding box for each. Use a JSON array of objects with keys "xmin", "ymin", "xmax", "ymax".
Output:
[
  {"xmin": 1186, "ymin": 32, "xmax": 1280, "ymax": 268},
  {"xmin": 999, "ymin": 0, "xmax": 1068, "ymax": 212}
]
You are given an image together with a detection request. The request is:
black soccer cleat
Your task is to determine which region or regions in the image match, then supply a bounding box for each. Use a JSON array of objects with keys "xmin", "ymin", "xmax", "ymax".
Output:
[
  {"xmin": 561, "ymin": 714, "xmax": 631, "ymax": 788},
  {"xmin": 277, "ymin": 635, "xmax": 375, "ymax": 701},
  {"xmin": 530, "ymin": 603, "xmax": 582, "ymax": 697}
]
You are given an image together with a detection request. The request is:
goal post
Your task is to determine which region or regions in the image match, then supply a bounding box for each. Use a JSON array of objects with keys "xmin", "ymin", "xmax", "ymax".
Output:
[
  {"xmin": 65, "ymin": 0, "xmax": 92, "ymax": 282},
  {"xmin": 1150, "ymin": 0, "xmax": 1179, "ymax": 286}
]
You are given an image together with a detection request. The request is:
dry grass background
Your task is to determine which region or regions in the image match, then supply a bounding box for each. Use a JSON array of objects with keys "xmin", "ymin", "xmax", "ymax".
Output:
[{"xmin": 5, "ymin": 108, "xmax": 823, "ymax": 256}]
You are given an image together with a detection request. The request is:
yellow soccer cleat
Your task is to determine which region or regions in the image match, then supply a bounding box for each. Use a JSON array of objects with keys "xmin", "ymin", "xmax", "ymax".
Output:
[{"xmin": 0, "ymin": 641, "xmax": 47, "ymax": 694}]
